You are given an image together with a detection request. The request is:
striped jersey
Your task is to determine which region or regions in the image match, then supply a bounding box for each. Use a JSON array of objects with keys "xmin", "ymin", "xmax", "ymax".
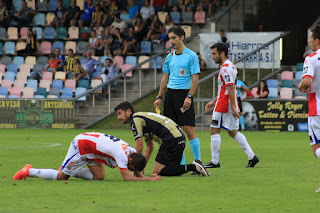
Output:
[
  {"xmin": 214, "ymin": 59, "xmax": 238, "ymax": 113},
  {"xmin": 303, "ymin": 49, "xmax": 320, "ymax": 116},
  {"xmin": 74, "ymin": 132, "xmax": 136, "ymax": 170}
]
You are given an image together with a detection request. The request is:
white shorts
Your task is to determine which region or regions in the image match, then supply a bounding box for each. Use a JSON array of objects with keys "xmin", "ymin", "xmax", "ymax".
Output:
[
  {"xmin": 211, "ymin": 111, "xmax": 239, "ymax": 130},
  {"xmin": 61, "ymin": 140, "xmax": 99, "ymax": 176},
  {"xmin": 308, "ymin": 116, "xmax": 320, "ymax": 146}
]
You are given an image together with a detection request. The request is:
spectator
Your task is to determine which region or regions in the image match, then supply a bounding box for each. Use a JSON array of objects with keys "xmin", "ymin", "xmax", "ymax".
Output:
[
  {"xmin": 140, "ymin": 0, "xmax": 155, "ymax": 22},
  {"xmin": 134, "ymin": 15, "xmax": 147, "ymax": 42},
  {"xmin": 152, "ymin": 0, "xmax": 168, "ymax": 13},
  {"xmin": 254, "ymin": 80, "xmax": 269, "ymax": 98},
  {"xmin": 179, "ymin": 0, "xmax": 191, "ymax": 12},
  {"xmin": 127, "ymin": 0, "xmax": 139, "ymax": 22},
  {"xmin": 65, "ymin": 0, "xmax": 81, "ymax": 27},
  {"xmin": 102, "ymin": 0, "xmax": 120, "ymax": 27},
  {"xmin": 43, "ymin": 53, "xmax": 62, "ymax": 74},
  {"xmin": 81, "ymin": 51, "xmax": 103, "ymax": 79},
  {"xmin": 0, "ymin": 0, "xmax": 9, "ymax": 28},
  {"xmin": 70, "ymin": 58, "xmax": 89, "ymax": 83},
  {"xmin": 122, "ymin": 26, "xmax": 138, "ymax": 55},
  {"xmin": 84, "ymin": 30, "xmax": 99, "ymax": 56},
  {"xmin": 99, "ymin": 58, "xmax": 116, "ymax": 97},
  {"xmin": 110, "ymin": 28, "xmax": 124, "ymax": 56},
  {"xmin": 153, "ymin": 14, "xmax": 175, "ymax": 43},
  {"xmin": 10, "ymin": 1, "xmax": 36, "ymax": 31},
  {"xmin": 64, "ymin": 49, "xmax": 79, "ymax": 79},
  {"xmin": 54, "ymin": 48, "xmax": 65, "ymax": 71},
  {"xmin": 146, "ymin": 14, "xmax": 163, "ymax": 41},
  {"xmin": 303, "ymin": 45, "xmax": 313, "ymax": 59},
  {"xmin": 79, "ymin": 0, "xmax": 96, "ymax": 28},
  {"xmin": 50, "ymin": 0, "xmax": 67, "ymax": 28},
  {"xmin": 17, "ymin": 28, "xmax": 37, "ymax": 56},
  {"xmin": 197, "ymin": 52, "xmax": 207, "ymax": 71},
  {"xmin": 91, "ymin": 3, "xmax": 104, "ymax": 28},
  {"xmin": 110, "ymin": 13, "xmax": 127, "ymax": 34},
  {"xmin": 217, "ymin": 29, "xmax": 230, "ymax": 47},
  {"xmin": 236, "ymin": 80, "xmax": 248, "ymax": 131}
]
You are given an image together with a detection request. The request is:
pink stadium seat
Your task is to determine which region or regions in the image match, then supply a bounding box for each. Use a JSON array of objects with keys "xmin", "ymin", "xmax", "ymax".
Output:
[
  {"xmin": 20, "ymin": 27, "xmax": 29, "ymax": 39},
  {"xmin": 39, "ymin": 79, "xmax": 51, "ymax": 92},
  {"xmin": 42, "ymin": 71, "xmax": 53, "ymax": 81},
  {"xmin": 280, "ymin": 71, "xmax": 293, "ymax": 80},
  {"xmin": 40, "ymin": 41, "xmax": 52, "ymax": 54},
  {"xmin": 194, "ymin": 11, "xmax": 205, "ymax": 24},
  {"xmin": 65, "ymin": 79, "xmax": 76, "ymax": 92},
  {"xmin": 0, "ymin": 64, "xmax": 5, "ymax": 75},
  {"xmin": 251, "ymin": 87, "xmax": 258, "ymax": 97},
  {"xmin": 280, "ymin": 87, "xmax": 292, "ymax": 99},
  {"xmin": 13, "ymin": 79, "xmax": 26, "ymax": 89},
  {"xmin": 1, "ymin": 79, "xmax": 12, "ymax": 89},
  {"xmin": 120, "ymin": 64, "xmax": 133, "ymax": 78},
  {"xmin": 114, "ymin": 56, "xmax": 124, "ymax": 67},
  {"xmin": 21, "ymin": 87, "xmax": 35, "ymax": 98},
  {"xmin": 9, "ymin": 87, "xmax": 21, "ymax": 97}
]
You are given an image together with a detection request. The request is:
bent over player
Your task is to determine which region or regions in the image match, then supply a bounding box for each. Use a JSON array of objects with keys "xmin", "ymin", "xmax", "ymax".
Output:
[
  {"xmin": 115, "ymin": 102, "xmax": 210, "ymax": 177},
  {"xmin": 298, "ymin": 25, "xmax": 320, "ymax": 192},
  {"xmin": 204, "ymin": 43, "xmax": 259, "ymax": 168},
  {"xmin": 13, "ymin": 132, "xmax": 162, "ymax": 181}
]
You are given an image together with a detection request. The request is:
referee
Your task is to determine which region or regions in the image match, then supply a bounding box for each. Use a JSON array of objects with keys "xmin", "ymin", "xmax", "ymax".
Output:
[{"xmin": 154, "ymin": 26, "xmax": 202, "ymax": 167}]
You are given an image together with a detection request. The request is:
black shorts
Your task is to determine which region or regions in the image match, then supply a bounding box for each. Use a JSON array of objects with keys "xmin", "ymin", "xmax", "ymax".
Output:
[
  {"xmin": 155, "ymin": 136, "xmax": 186, "ymax": 166},
  {"xmin": 164, "ymin": 89, "xmax": 196, "ymax": 126},
  {"xmin": 237, "ymin": 97, "xmax": 243, "ymax": 113}
]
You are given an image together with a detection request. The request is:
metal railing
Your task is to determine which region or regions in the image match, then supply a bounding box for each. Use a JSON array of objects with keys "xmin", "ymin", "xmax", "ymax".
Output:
[{"xmin": 195, "ymin": 31, "xmax": 291, "ymax": 129}]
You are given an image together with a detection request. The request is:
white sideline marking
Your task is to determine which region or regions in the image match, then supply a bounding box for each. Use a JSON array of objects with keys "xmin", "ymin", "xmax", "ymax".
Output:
[{"xmin": 1, "ymin": 142, "xmax": 62, "ymax": 149}]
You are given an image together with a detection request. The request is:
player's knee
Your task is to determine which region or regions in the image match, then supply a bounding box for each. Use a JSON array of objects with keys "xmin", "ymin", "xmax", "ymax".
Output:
[
  {"xmin": 56, "ymin": 172, "xmax": 70, "ymax": 180},
  {"xmin": 93, "ymin": 174, "xmax": 105, "ymax": 180}
]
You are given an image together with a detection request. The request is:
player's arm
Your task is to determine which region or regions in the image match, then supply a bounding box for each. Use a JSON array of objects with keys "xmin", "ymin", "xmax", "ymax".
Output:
[
  {"xmin": 119, "ymin": 169, "xmax": 162, "ymax": 181},
  {"xmin": 183, "ymin": 74, "xmax": 199, "ymax": 109},
  {"xmin": 227, "ymin": 84, "xmax": 240, "ymax": 119},
  {"xmin": 135, "ymin": 137, "xmax": 144, "ymax": 154},
  {"xmin": 154, "ymin": 73, "xmax": 169, "ymax": 109},
  {"xmin": 144, "ymin": 139, "xmax": 154, "ymax": 164},
  {"xmin": 299, "ymin": 77, "xmax": 312, "ymax": 93},
  {"xmin": 205, "ymin": 97, "xmax": 217, "ymax": 112}
]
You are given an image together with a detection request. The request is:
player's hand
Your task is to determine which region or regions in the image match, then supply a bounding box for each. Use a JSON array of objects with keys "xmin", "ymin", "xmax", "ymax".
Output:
[
  {"xmin": 150, "ymin": 174, "xmax": 162, "ymax": 181},
  {"xmin": 205, "ymin": 100, "xmax": 216, "ymax": 112},
  {"xmin": 154, "ymin": 98, "xmax": 161, "ymax": 109},
  {"xmin": 231, "ymin": 107, "xmax": 240, "ymax": 119},
  {"xmin": 183, "ymin": 97, "xmax": 191, "ymax": 109},
  {"xmin": 299, "ymin": 88, "xmax": 310, "ymax": 93}
]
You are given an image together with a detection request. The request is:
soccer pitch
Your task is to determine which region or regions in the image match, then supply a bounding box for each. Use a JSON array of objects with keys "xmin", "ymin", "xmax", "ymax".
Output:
[{"xmin": 1, "ymin": 129, "xmax": 319, "ymax": 212}]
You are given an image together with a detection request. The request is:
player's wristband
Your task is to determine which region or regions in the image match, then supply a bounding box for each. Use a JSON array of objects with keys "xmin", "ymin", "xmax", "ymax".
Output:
[
  {"xmin": 187, "ymin": 94, "xmax": 193, "ymax": 99},
  {"xmin": 156, "ymin": 95, "xmax": 163, "ymax": 100}
]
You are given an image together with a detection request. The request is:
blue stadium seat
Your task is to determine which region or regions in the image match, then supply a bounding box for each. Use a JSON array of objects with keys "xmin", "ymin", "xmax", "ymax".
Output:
[
  {"xmin": 4, "ymin": 41, "xmax": 15, "ymax": 54},
  {"xmin": 13, "ymin": 56, "xmax": 24, "ymax": 68},
  {"xmin": 56, "ymin": 27, "xmax": 67, "ymax": 39},
  {"xmin": 0, "ymin": 87, "xmax": 8, "ymax": 98},
  {"xmin": 1, "ymin": 56, "xmax": 12, "ymax": 65},
  {"xmin": 266, "ymin": 79, "xmax": 278, "ymax": 88},
  {"xmin": 37, "ymin": 0, "xmax": 49, "ymax": 10},
  {"xmin": 0, "ymin": 27, "xmax": 6, "ymax": 40},
  {"xmin": 170, "ymin": 12, "xmax": 180, "ymax": 24},
  {"xmin": 140, "ymin": 41, "xmax": 152, "ymax": 54},
  {"xmin": 60, "ymin": 87, "xmax": 73, "ymax": 98},
  {"xmin": 27, "ymin": 79, "xmax": 38, "ymax": 92},
  {"xmin": 51, "ymin": 79, "xmax": 63, "ymax": 91},
  {"xmin": 37, "ymin": 56, "xmax": 49, "ymax": 66},
  {"xmin": 125, "ymin": 56, "xmax": 137, "ymax": 66},
  {"xmin": 48, "ymin": 87, "xmax": 60, "ymax": 97},
  {"xmin": 32, "ymin": 27, "xmax": 43, "ymax": 39},
  {"xmin": 13, "ymin": 0, "xmax": 23, "ymax": 11},
  {"xmin": 34, "ymin": 13, "xmax": 45, "ymax": 26},
  {"xmin": 49, "ymin": 0, "xmax": 58, "ymax": 10},
  {"xmin": 53, "ymin": 41, "xmax": 64, "ymax": 52},
  {"xmin": 295, "ymin": 71, "xmax": 303, "ymax": 81},
  {"xmin": 0, "ymin": 42, "xmax": 2, "ymax": 54},
  {"xmin": 35, "ymin": 87, "xmax": 47, "ymax": 98},
  {"xmin": 181, "ymin": 11, "xmax": 193, "ymax": 24},
  {"xmin": 100, "ymin": 56, "xmax": 110, "ymax": 63},
  {"xmin": 78, "ymin": 79, "xmax": 90, "ymax": 89},
  {"xmin": 75, "ymin": 87, "xmax": 87, "ymax": 101},
  {"xmin": 7, "ymin": 64, "xmax": 18, "ymax": 74},
  {"xmin": 268, "ymin": 87, "xmax": 278, "ymax": 99},
  {"xmin": 296, "ymin": 62, "xmax": 303, "ymax": 71},
  {"xmin": 151, "ymin": 56, "xmax": 162, "ymax": 69},
  {"xmin": 281, "ymin": 80, "xmax": 293, "ymax": 88},
  {"xmin": 4, "ymin": 71, "xmax": 16, "ymax": 82},
  {"xmin": 93, "ymin": 71, "xmax": 101, "ymax": 79},
  {"xmin": 44, "ymin": 27, "xmax": 55, "ymax": 39}
]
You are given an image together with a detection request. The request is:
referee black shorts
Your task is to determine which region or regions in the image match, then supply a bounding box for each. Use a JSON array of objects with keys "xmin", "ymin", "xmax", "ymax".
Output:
[
  {"xmin": 155, "ymin": 136, "xmax": 186, "ymax": 166},
  {"xmin": 163, "ymin": 89, "xmax": 196, "ymax": 126},
  {"xmin": 237, "ymin": 97, "xmax": 243, "ymax": 113}
]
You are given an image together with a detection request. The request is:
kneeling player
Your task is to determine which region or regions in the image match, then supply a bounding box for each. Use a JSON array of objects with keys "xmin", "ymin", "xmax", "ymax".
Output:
[
  {"xmin": 114, "ymin": 101, "xmax": 210, "ymax": 177},
  {"xmin": 13, "ymin": 132, "xmax": 162, "ymax": 181}
]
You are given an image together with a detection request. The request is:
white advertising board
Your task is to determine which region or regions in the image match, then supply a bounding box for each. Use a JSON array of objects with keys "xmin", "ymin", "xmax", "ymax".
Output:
[{"xmin": 199, "ymin": 32, "xmax": 282, "ymax": 69}]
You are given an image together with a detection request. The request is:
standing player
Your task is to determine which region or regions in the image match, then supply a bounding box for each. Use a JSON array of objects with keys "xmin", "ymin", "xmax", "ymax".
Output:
[
  {"xmin": 204, "ymin": 43, "xmax": 259, "ymax": 168},
  {"xmin": 13, "ymin": 132, "xmax": 162, "ymax": 181},
  {"xmin": 115, "ymin": 102, "xmax": 210, "ymax": 177},
  {"xmin": 153, "ymin": 26, "xmax": 202, "ymax": 167},
  {"xmin": 298, "ymin": 25, "xmax": 320, "ymax": 192}
]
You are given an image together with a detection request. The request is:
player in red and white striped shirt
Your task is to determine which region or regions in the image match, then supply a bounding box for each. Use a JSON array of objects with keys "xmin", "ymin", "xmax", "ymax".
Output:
[
  {"xmin": 204, "ymin": 43, "xmax": 259, "ymax": 168},
  {"xmin": 299, "ymin": 25, "xmax": 320, "ymax": 192},
  {"xmin": 13, "ymin": 132, "xmax": 162, "ymax": 181}
]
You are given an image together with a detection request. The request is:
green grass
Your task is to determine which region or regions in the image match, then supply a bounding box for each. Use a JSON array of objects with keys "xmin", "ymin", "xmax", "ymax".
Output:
[{"xmin": 1, "ymin": 129, "xmax": 320, "ymax": 212}]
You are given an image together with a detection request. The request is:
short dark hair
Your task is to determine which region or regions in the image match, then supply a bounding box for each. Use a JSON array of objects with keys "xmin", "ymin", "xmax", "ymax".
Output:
[
  {"xmin": 68, "ymin": 48, "xmax": 74, "ymax": 52},
  {"xmin": 168, "ymin": 26, "xmax": 185, "ymax": 38},
  {"xmin": 130, "ymin": 153, "xmax": 146, "ymax": 172},
  {"xmin": 311, "ymin": 24, "xmax": 320, "ymax": 41},
  {"xmin": 210, "ymin": 42, "xmax": 228, "ymax": 57},
  {"xmin": 114, "ymin": 101, "xmax": 135, "ymax": 113}
]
